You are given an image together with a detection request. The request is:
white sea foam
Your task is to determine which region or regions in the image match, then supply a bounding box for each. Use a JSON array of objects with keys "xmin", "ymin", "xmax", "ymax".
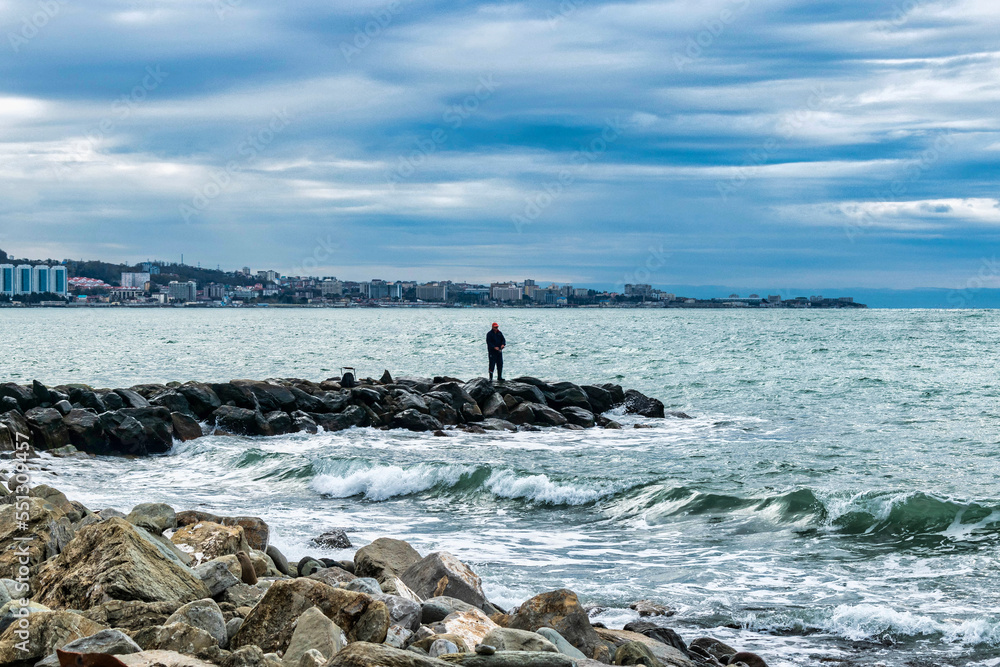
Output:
[
  {"xmin": 484, "ymin": 469, "xmax": 614, "ymax": 505},
  {"xmin": 311, "ymin": 463, "xmax": 474, "ymax": 501},
  {"xmin": 824, "ymin": 604, "xmax": 1000, "ymax": 645}
]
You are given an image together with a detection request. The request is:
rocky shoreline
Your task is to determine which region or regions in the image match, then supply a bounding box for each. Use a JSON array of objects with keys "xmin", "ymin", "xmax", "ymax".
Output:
[
  {"xmin": 0, "ymin": 476, "xmax": 771, "ymax": 667},
  {"xmin": 0, "ymin": 373, "xmax": 690, "ymax": 457}
]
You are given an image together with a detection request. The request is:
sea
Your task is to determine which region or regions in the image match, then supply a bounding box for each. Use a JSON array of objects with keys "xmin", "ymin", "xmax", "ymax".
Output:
[{"xmin": 4, "ymin": 308, "xmax": 999, "ymax": 666}]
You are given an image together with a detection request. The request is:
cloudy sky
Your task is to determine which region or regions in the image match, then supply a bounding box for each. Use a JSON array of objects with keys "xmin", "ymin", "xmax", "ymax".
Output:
[{"xmin": 1, "ymin": 0, "xmax": 998, "ymax": 289}]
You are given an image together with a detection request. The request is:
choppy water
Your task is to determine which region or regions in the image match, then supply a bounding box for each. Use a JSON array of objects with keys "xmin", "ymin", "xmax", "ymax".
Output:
[{"xmin": 5, "ymin": 308, "xmax": 1000, "ymax": 666}]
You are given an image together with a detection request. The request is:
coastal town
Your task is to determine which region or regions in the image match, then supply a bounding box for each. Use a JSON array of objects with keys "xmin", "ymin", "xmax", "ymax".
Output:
[{"xmin": 0, "ymin": 251, "xmax": 866, "ymax": 309}]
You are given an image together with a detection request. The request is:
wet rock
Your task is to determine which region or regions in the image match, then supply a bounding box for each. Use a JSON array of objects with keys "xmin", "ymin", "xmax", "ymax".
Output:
[
  {"xmin": 166, "ymin": 599, "xmax": 228, "ymax": 647},
  {"xmin": 145, "ymin": 621, "xmax": 219, "ymax": 655},
  {"xmin": 548, "ymin": 385, "xmax": 591, "ymax": 411},
  {"xmin": 283, "ymin": 606, "xmax": 344, "ymax": 666},
  {"xmin": 33, "ymin": 518, "xmax": 211, "ymax": 610},
  {"xmin": 392, "ymin": 409, "xmax": 444, "ymax": 432},
  {"xmin": 80, "ymin": 599, "xmax": 184, "ymax": 635},
  {"xmin": 0, "ymin": 496, "xmax": 73, "ymax": 579},
  {"xmin": 63, "ymin": 409, "xmax": 106, "ymax": 452},
  {"xmin": 688, "ymin": 637, "xmax": 736, "ymax": 664},
  {"xmin": 463, "ymin": 378, "xmax": 496, "ymax": 407},
  {"xmin": 118, "ymin": 407, "xmax": 174, "ymax": 452},
  {"xmin": 481, "ymin": 393, "xmax": 509, "ymax": 419},
  {"xmin": 0, "ymin": 610, "xmax": 106, "ymax": 667},
  {"xmin": 25, "ymin": 407, "xmax": 70, "ymax": 450},
  {"xmin": 535, "ymin": 628, "xmax": 586, "ymax": 659},
  {"xmin": 629, "ymin": 600, "xmax": 674, "ymax": 618},
  {"xmin": 178, "ymin": 383, "xmax": 222, "ymax": 419},
  {"xmin": 35, "ymin": 628, "xmax": 142, "ymax": 667},
  {"xmin": 172, "ymin": 412, "xmax": 204, "ymax": 441},
  {"xmin": 613, "ymin": 640, "xmax": 663, "ymax": 666},
  {"xmin": 355, "ymin": 537, "xmax": 423, "ymax": 583},
  {"xmin": 115, "ymin": 388, "xmax": 151, "ymax": 409},
  {"xmin": 230, "ymin": 578, "xmax": 388, "ymax": 653},
  {"xmin": 400, "ymin": 552, "xmax": 486, "ymax": 608},
  {"xmin": 530, "ymin": 405, "xmax": 568, "ymax": 427},
  {"xmin": 482, "ymin": 628, "xmax": 559, "ymax": 653},
  {"xmin": 429, "ymin": 638, "xmax": 459, "ymax": 657},
  {"xmin": 76, "ymin": 389, "xmax": 107, "ymax": 413},
  {"xmin": 97, "ymin": 411, "xmax": 148, "ymax": 455},
  {"xmin": 150, "ymin": 390, "xmax": 196, "ymax": 419},
  {"xmin": 581, "ymin": 386, "xmax": 614, "ymax": 414},
  {"xmin": 53, "ymin": 399, "xmax": 73, "ymax": 416},
  {"xmin": 232, "ymin": 380, "xmax": 297, "ymax": 412},
  {"xmin": 292, "ymin": 411, "xmax": 319, "ymax": 433},
  {"xmin": 425, "ymin": 397, "xmax": 459, "ymax": 426},
  {"xmin": 497, "ymin": 382, "xmax": 547, "ymax": 405},
  {"xmin": 1, "ymin": 382, "xmax": 36, "ymax": 410},
  {"xmin": 503, "ymin": 589, "xmax": 602, "ymax": 660},
  {"xmin": 560, "ymin": 407, "xmax": 595, "ymax": 428},
  {"xmin": 728, "ymin": 652, "xmax": 768, "ymax": 667},
  {"xmin": 265, "ymin": 410, "xmax": 294, "ymax": 435},
  {"xmin": 194, "ymin": 558, "xmax": 242, "ymax": 596},
  {"xmin": 623, "ymin": 390, "xmax": 665, "ymax": 419},
  {"xmin": 481, "ymin": 418, "xmax": 517, "ymax": 432},
  {"xmin": 213, "ymin": 406, "xmax": 269, "ymax": 437},
  {"xmin": 597, "ymin": 628, "xmax": 695, "ymax": 667},
  {"xmin": 622, "ymin": 621, "xmax": 687, "ymax": 657}
]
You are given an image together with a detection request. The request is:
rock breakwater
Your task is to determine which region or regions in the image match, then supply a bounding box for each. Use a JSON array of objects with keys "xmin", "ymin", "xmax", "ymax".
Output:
[{"xmin": 0, "ymin": 373, "xmax": 687, "ymax": 457}]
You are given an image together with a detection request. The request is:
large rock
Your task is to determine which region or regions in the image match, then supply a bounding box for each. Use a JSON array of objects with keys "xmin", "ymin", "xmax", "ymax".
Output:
[
  {"xmin": 581, "ymin": 386, "xmax": 614, "ymax": 414},
  {"xmin": 535, "ymin": 628, "xmax": 587, "ymax": 659},
  {"xmin": 150, "ymin": 390, "xmax": 196, "ymax": 419},
  {"xmin": 440, "ymin": 608, "xmax": 499, "ymax": 649},
  {"xmin": 118, "ymin": 649, "xmax": 219, "ymax": 667},
  {"xmin": 547, "ymin": 385, "xmax": 591, "ymax": 411},
  {"xmin": 171, "ymin": 413, "xmax": 204, "ymax": 441},
  {"xmin": 33, "ymin": 518, "xmax": 211, "ymax": 610},
  {"xmin": 596, "ymin": 628, "xmax": 696, "ymax": 667},
  {"xmin": 213, "ymin": 406, "xmax": 270, "ymax": 436},
  {"xmin": 98, "ymin": 411, "xmax": 151, "ymax": 455},
  {"xmin": 503, "ymin": 589, "xmax": 603, "ymax": 660},
  {"xmin": 175, "ymin": 513, "xmax": 269, "ymax": 552},
  {"xmin": 166, "ymin": 599, "xmax": 227, "ymax": 647},
  {"xmin": 63, "ymin": 409, "xmax": 107, "ymax": 452},
  {"xmin": 81, "ymin": 599, "xmax": 184, "ymax": 635},
  {"xmin": 0, "ymin": 383, "xmax": 36, "ymax": 410},
  {"xmin": 560, "ymin": 407, "xmax": 595, "ymax": 428},
  {"xmin": 623, "ymin": 390, "xmax": 665, "ymax": 419},
  {"xmin": 481, "ymin": 393, "xmax": 509, "ymax": 419},
  {"xmin": 171, "ymin": 521, "xmax": 249, "ymax": 564},
  {"xmin": 127, "ymin": 503, "xmax": 177, "ymax": 535},
  {"xmin": 116, "ymin": 388, "xmax": 151, "ymax": 409},
  {"xmin": 230, "ymin": 578, "xmax": 388, "ymax": 653},
  {"xmin": 462, "ymin": 378, "xmax": 497, "ymax": 408},
  {"xmin": 482, "ymin": 628, "xmax": 559, "ymax": 653},
  {"xmin": 400, "ymin": 552, "xmax": 486, "ymax": 608},
  {"xmin": 0, "ymin": 610, "xmax": 106, "ymax": 667},
  {"xmin": 0, "ymin": 497, "xmax": 73, "ymax": 579},
  {"xmin": 145, "ymin": 621, "xmax": 219, "ymax": 655},
  {"xmin": 24, "ymin": 407, "xmax": 70, "ymax": 450},
  {"xmin": 354, "ymin": 538, "xmax": 422, "ymax": 583},
  {"xmin": 327, "ymin": 642, "xmax": 452, "ymax": 667},
  {"xmin": 391, "ymin": 409, "xmax": 443, "ymax": 432},
  {"xmin": 232, "ymin": 380, "xmax": 297, "ymax": 412},
  {"xmin": 177, "ymin": 383, "xmax": 222, "ymax": 419},
  {"xmin": 497, "ymin": 382, "xmax": 546, "ymax": 405},
  {"xmin": 282, "ymin": 606, "xmax": 344, "ymax": 666},
  {"xmin": 35, "ymin": 628, "xmax": 142, "ymax": 667}
]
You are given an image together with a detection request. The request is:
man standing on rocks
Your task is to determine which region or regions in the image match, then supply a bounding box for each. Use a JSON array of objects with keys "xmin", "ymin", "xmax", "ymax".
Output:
[{"xmin": 487, "ymin": 322, "xmax": 506, "ymax": 383}]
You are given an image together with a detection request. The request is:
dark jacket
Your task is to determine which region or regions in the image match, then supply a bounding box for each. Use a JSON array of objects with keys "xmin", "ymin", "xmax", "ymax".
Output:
[{"xmin": 487, "ymin": 329, "xmax": 506, "ymax": 353}]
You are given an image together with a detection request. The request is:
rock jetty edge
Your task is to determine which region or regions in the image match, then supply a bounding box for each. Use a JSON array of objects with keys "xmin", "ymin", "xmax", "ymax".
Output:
[{"xmin": 0, "ymin": 372, "xmax": 691, "ymax": 457}]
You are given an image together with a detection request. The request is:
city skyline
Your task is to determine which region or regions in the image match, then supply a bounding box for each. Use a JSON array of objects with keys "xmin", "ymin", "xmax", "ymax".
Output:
[{"xmin": 1, "ymin": 2, "xmax": 998, "ymax": 290}]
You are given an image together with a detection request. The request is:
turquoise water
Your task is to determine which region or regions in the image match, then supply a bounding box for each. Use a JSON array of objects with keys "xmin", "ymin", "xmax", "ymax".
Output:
[{"xmin": 5, "ymin": 308, "xmax": 999, "ymax": 666}]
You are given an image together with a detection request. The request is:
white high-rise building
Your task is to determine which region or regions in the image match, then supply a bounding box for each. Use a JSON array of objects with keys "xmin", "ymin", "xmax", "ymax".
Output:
[
  {"xmin": 14, "ymin": 265, "xmax": 32, "ymax": 295},
  {"xmin": 0, "ymin": 265, "xmax": 14, "ymax": 296},
  {"xmin": 49, "ymin": 266, "xmax": 68, "ymax": 295},
  {"xmin": 32, "ymin": 266, "xmax": 51, "ymax": 294}
]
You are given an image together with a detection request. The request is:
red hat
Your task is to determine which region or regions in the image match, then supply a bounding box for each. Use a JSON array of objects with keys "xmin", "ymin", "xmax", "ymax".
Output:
[{"xmin": 492, "ymin": 322, "xmax": 498, "ymax": 326}]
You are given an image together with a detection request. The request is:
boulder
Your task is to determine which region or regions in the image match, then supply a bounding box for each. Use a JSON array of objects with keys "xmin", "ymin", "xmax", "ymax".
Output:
[
  {"xmin": 145, "ymin": 621, "xmax": 219, "ymax": 655},
  {"xmin": 599, "ymin": 384, "xmax": 626, "ymax": 406},
  {"xmin": 354, "ymin": 538, "xmax": 422, "ymax": 583},
  {"xmin": 76, "ymin": 389, "xmax": 107, "ymax": 413},
  {"xmin": 171, "ymin": 521, "xmax": 250, "ymax": 564},
  {"xmin": 150, "ymin": 390, "xmax": 196, "ymax": 419},
  {"xmin": 623, "ymin": 390, "xmax": 665, "ymax": 419},
  {"xmin": 81, "ymin": 600, "xmax": 184, "ymax": 634},
  {"xmin": 729, "ymin": 652, "xmax": 769, "ymax": 667},
  {"xmin": 213, "ymin": 406, "xmax": 269, "ymax": 436},
  {"xmin": 33, "ymin": 518, "xmax": 211, "ymax": 610},
  {"xmin": 530, "ymin": 405, "xmax": 568, "ymax": 427},
  {"xmin": 289, "ymin": 387, "xmax": 328, "ymax": 413},
  {"xmin": 266, "ymin": 410, "xmax": 294, "ymax": 435},
  {"xmin": 24, "ymin": 407, "xmax": 70, "ymax": 450},
  {"xmin": 118, "ymin": 649, "xmax": 219, "ymax": 667},
  {"xmin": 482, "ymin": 628, "xmax": 559, "ymax": 653},
  {"xmin": 327, "ymin": 641, "xmax": 452, "ymax": 666},
  {"xmin": 63, "ymin": 409, "xmax": 107, "ymax": 452},
  {"xmin": 392, "ymin": 409, "xmax": 444, "ymax": 432},
  {"xmin": 282, "ymin": 606, "xmax": 343, "ymax": 666},
  {"xmin": 172, "ymin": 413, "xmax": 204, "ymax": 441},
  {"xmin": 115, "ymin": 388, "xmax": 151, "ymax": 409},
  {"xmin": 596, "ymin": 628, "xmax": 696, "ymax": 667},
  {"xmin": 548, "ymin": 386, "xmax": 591, "ymax": 411},
  {"xmin": 166, "ymin": 599, "xmax": 227, "ymax": 648},
  {"xmin": 560, "ymin": 407, "xmax": 595, "ymax": 428},
  {"xmin": 312, "ymin": 528, "xmax": 352, "ymax": 549},
  {"xmin": 193, "ymin": 559, "xmax": 241, "ymax": 596},
  {"xmin": 622, "ymin": 621, "xmax": 687, "ymax": 657},
  {"xmin": 35, "ymin": 628, "xmax": 142, "ymax": 667},
  {"xmin": 438, "ymin": 652, "xmax": 576, "ymax": 666},
  {"xmin": 462, "ymin": 378, "xmax": 496, "ymax": 408},
  {"xmin": 292, "ymin": 412, "xmax": 319, "ymax": 433},
  {"xmin": 687, "ymin": 637, "xmax": 737, "ymax": 664},
  {"xmin": 394, "ymin": 392, "xmax": 429, "ymax": 414},
  {"xmin": 230, "ymin": 578, "xmax": 388, "ymax": 653},
  {"xmin": 503, "ymin": 589, "xmax": 602, "ymax": 660},
  {"xmin": 53, "ymin": 400, "xmax": 73, "ymax": 416},
  {"xmin": 400, "ymin": 552, "xmax": 486, "ymax": 608},
  {"xmin": 535, "ymin": 628, "xmax": 586, "ymax": 659},
  {"xmin": 497, "ymin": 382, "xmax": 546, "ymax": 405},
  {"xmin": 119, "ymin": 406, "xmax": 176, "ymax": 452},
  {"xmin": 425, "ymin": 397, "xmax": 459, "ymax": 426},
  {"xmin": 0, "ymin": 496, "xmax": 73, "ymax": 580},
  {"xmin": 480, "ymin": 393, "xmax": 509, "ymax": 420},
  {"xmin": 0, "ymin": 610, "xmax": 106, "ymax": 667},
  {"xmin": 209, "ymin": 383, "xmax": 256, "ymax": 410},
  {"xmin": 97, "ymin": 411, "xmax": 148, "ymax": 455},
  {"xmin": 612, "ymin": 640, "xmax": 662, "ymax": 666},
  {"xmin": 97, "ymin": 390, "xmax": 125, "ymax": 410},
  {"xmin": 177, "ymin": 383, "xmax": 222, "ymax": 419},
  {"xmin": 127, "ymin": 503, "xmax": 177, "ymax": 535},
  {"xmin": 581, "ymin": 386, "xmax": 614, "ymax": 414}
]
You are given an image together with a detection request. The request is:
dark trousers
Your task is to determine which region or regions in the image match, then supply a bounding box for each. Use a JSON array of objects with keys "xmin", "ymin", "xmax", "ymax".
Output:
[{"xmin": 489, "ymin": 352, "xmax": 503, "ymax": 379}]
